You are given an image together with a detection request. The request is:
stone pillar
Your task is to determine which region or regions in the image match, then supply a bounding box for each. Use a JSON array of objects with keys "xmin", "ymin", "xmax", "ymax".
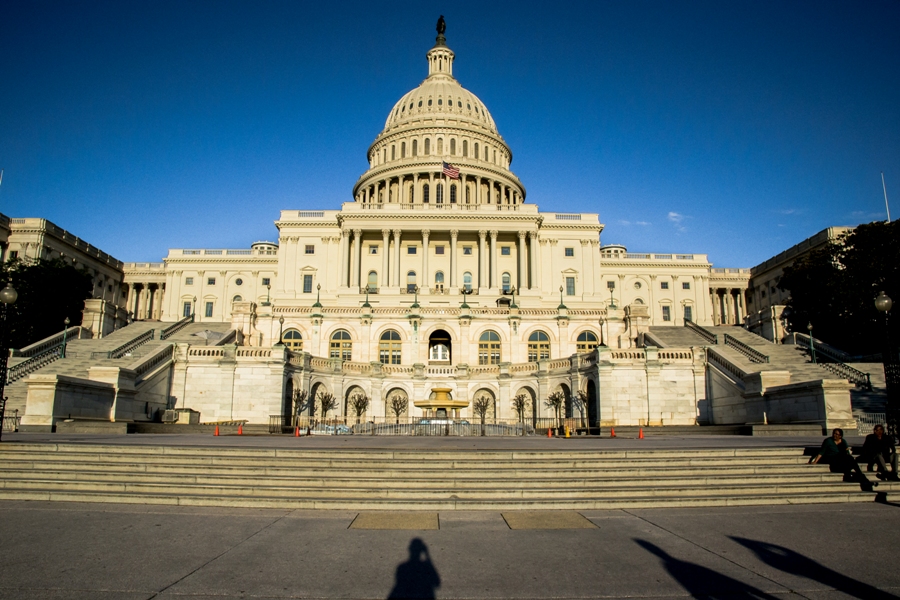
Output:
[
  {"xmin": 529, "ymin": 232, "xmax": 539, "ymax": 290},
  {"xmin": 393, "ymin": 229, "xmax": 402, "ymax": 287},
  {"xmin": 421, "ymin": 229, "xmax": 430, "ymax": 291},
  {"xmin": 450, "ymin": 229, "xmax": 458, "ymax": 288},
  {"xmin": 476, "ymin": 177, "xmax": 482, "ymax": 204},
  {"xmin": 580, "ymin": 239, "xmax": 591, "ymax": 295},
  {"xmin": 478, "ymin": 230, "xmax": 487, "ymax": 288},
  {"xmin": 340, "ymin": 230, "xmax": 350, "ymax": 287},
  {"xmin": 517, "ymin": 231, "xmax": 527, "ymax": 291},
  {"xmin": 381, "ymin": 229, "xmax": 390, "ymax": 289},
  {"xmin": 352, "ymin": 229, "xmax": 362, "ymax": 289},
  {"xmin": 489, "ymin": 230, "xmax": 498, "ymax": 289}
]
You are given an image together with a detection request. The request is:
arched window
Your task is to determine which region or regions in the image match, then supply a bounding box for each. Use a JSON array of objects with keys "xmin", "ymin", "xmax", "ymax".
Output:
[
  {"xmin": 329, "ymin": 330, "xmax": 352, "ymax": 361},
  {"xmin": 527, "ymin": 331, "xmax": 551, "ymax": 362},
  {"xmin": 412, "ymin": 139, "xmax": 418, "ymax": 156},
  {"xmin": 502, "ymin": 272, "xmax": 511, "ymax": 293},
  {"xmin": 232, "ymin": 295, "xmax": 242, "ymax": 303},
  {"xmin": 425, "ymin": 138, "xmax": 430, "ymax": 155},
  {"xmin": 435, "ymin": 272, "xmax": 444, "ymax": 291},
  {"xmin": 450, "ymin": 184, "xmax": 457, "ymax": 203},
  {"xmin": 577, "ymin": 331, "xmax": 599, "ymax": 353},
  {"xmin": 407, "ymin": 271, "xmax": 417, "ymax": 293},
  {"xmin": 436, "ymin": 183, "xmax": 443, "ymax": 204},
  {"xmin": 401, "ymin": 142, "xmax": 406, "ymax": 158},
  {"xmin": 430, "ymin": 344, "xmax": 450, "ymax": 361},
  {"xmin": 409, "ymin": 184, "xmax": 415, "ymax": 203},
  {"xmin": 379, "ymin": 330, "xmax": 402, "ymax": 365},
  {"xmin": 478, "ymin": 331, "xmax": 501, "ymax": 365},
  {"xmin": 463, "ymin": 140, "xmax": 468, "ymax": 157},
  {"xmin": 282, "ymin": 329, "xmax": 303, "ymax": 352},
  {"xmin": 367, "ymin": 271, "xmax": 378, "ymax": 289},
  {"xmin": 463, "ymin": 272, "xmax": 473, "ymax": 292},
  {"xmin": 474, "ymin": 142, "xmax": 479, "ymax": 160},
  {"xmin": 437, "ymin": 138, "xmax": 443, "ymax": 154},
  {"xmin": 423, "ymin": 184, "xmax": 430, "ymax": 204},
  {"xmin": 450, "ymin": 138, "xmax": 456, "ymax": 155},
  {"xmin": 465, "ymin": 186, "xmax": 470, "ymax": 204},
  {"xmin": 391, "ymin": 145, "xmax": 395, "ymax": 160}
]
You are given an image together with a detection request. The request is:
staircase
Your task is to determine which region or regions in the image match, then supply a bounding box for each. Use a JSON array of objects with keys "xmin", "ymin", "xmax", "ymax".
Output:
[{"xmin": 0, "ymin": 443, "xmax": 893, "ymax": 510}]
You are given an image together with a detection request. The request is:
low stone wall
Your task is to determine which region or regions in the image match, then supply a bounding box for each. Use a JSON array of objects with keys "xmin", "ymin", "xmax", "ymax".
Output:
[{"xmin": 20, "ymin": 374, "xmax": 116, "ymax": 431}]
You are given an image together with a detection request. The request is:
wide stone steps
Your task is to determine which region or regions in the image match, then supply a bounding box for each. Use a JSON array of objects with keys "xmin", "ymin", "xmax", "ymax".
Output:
[{"xmin": 0, "ymin": 443, "xmax": 889, "ymax": 510}]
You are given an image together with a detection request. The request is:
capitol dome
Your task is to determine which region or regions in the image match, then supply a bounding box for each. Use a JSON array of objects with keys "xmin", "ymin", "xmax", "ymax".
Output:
[{"xmin": 352, "ymin": 20, "xmax": 525, "ymax": 207}]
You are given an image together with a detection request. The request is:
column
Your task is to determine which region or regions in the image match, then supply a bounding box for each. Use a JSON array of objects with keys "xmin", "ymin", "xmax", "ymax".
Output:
[
  {"xmin": 478, "ymin": 230, "xmax": 487, "ymax": 288},
  {"xmin": 476, "ymin": 177, "xmax": 482, "ymax": 204},
  {"xmin": 428, "ymin": 172, "xmax": 434, "ymax": 203},
  {"xmin": 340, "ymin": 230, "xmax": 350, "ymax": 287},
  {"xmin": 399, "ymin": 176, "xmax": 406, "ymax": 204},
  {"xmin": 421, "ymin": 229, "xmax": 430, "ymax": 290},
  {"xmin": 450, "ymin": 229, "xmax": 458, "ymax": 288},
  {"xmin": 381, "ymin": 229, "xmax": 390, "ymax": 289},
  {"xmin": 649, "ymin": 275, "xmax": 657, "ymax": 323},
  {"xmin": 580, "ymin": 240, "xmax": 591, "ymax": 295},
  {"xmin": 726, "ymin": 289, "xmax": 734, "ymax": 324},
  {"xmin": 352, "ymin": 229, "xmax": 362, "ymax": 289},
  {"xmin": 528, "ymin": 232, "xmax": 539, "ymax": 290},
  {"xmin": 591, "ymin": 240, "xmax": 602, "ymax": 295},
  {"xmin": 517, "ymin": 231, "xmax": 527, "ymax": 291},
  {"xmin": 393, "ymin": 229, "xmax": 402, "ymax": 287},
  {"xmin": 489, "ymin": 230, "xmax": 498, "ymax": 289}
]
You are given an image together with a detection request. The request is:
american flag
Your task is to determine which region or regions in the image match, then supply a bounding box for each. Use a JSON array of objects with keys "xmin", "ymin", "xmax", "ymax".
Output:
[{"xmin": 442, "ymin": 161, "xmax": 460, "ymax": 179}]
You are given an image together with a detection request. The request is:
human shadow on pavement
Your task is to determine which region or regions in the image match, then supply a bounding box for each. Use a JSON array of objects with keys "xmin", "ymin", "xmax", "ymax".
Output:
[
  {"xmin": 731, "ymin": 537, "xmax": 899, "ymax": 600},
  {"xmin": 387, "ymin": 537, "xmax": 441, "ymax": 599},
  {"xmin": 635, "ymin": 539, "xmax": 780, "ymax": 599}
]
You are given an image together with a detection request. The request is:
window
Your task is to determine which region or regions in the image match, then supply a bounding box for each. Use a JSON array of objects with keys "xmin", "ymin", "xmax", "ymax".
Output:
[
  {"xmin": 425, "ymin": 138, "xmax": 430, "ymax": 155},
  {"xmin": 407, "ymin": 246, "xmax": 417, "ymax": 255},
  {"xmin": 463, "ymin": 246, "xmax": 472, "ymax": 255},
  {"xmin": 450, "ymin": 138, "xmax": 456, "ymax": 155},
  {"xmin": 682, "ymin": 281, "xmax": 691, "ymax": 290},
  {"xmin": 409, "ymin": 185, "xmax": 415, "ymax": 202},
  {"xmin": 183, "ymin": 302, "xmax": 192, "ymax": 318},
  {"xmin": 437, "ymin": 138, "xmax": 443, "ymax": 154},
  {"xmin": 501, "ymin": 246, "xmax": 511, "ymax": 256},
  {"xmin": 478, "ymin": 331, "xmax": 501, "ymax": 365},
  {"xmin": 527, "ymin": 331, "xmax": 551, "ymax": 362},
  {"xmin": 367, "ymin": 271, "xmax": 377, "ymax": 289},
  {"xmin": 232, "ymin": 295, "xmax": 242, "ymax": 302},
  {"xmin": 205, "ymin": 302, "xmax": 213, "ymax": 318},
  {"xmin": 660, "ymin": 281, "xmax": 669, "ymax": 290},
  {"xmin": 391, "ymin": 145, "xmax": 395, "ymax": 160},
  {"xmin": 462, "ymin": 140, "xmax": 468, "ymax": 157},
  {"xmin": 435, "ymin": 272, "xmax": 444, "ymax": 289},
  {"xmin": 305, "ymin": 245, "xmax": 315, "ymax": 255},
  {"xmin": 329, "ymin": 330, "xmax": 352, "ymax": 361},
  {"xmin": 430, "ymin": 344, "xmax": 450, "ymax": 361},
  {"xmin": 577, "ymin": 331, "xmax": 599, "ymax": 352},
  {"xmin": 502, "ymin": 272, "xmax": 511, "ymax": 293},
  {"xmin": 423, "ymin": 183, "xmax": 430, "ymax": 203},
  {"xmin": 407, "ymin": 271, "xmax": 417, "ymax": 293},
  {"xmin": 566, "ymin": 277, "xmax": 576, "ymax": 296},
  {"xmin": 450, "ymin": 184, "xmax": 456, "ymax": 203},
  {"xmin": 282, "ymin": 329, "xmax": 303, "ymax": 351},
  {"xmin": 564, "ymin": 247, "xmax": 574, "ymax": 257},
  {"xmin": 607, "ymin": 280, "xmax": 615, "ymax": 289},
  {"xmin": 379, "ymin": 330, "xmax": 401, "ymax": 364},
  {"xmin": 303, "ymin": 274, "xmax": 313, "ymax": 294},
  {"xmin": 463, "ymin": 272, "xmax": 473, "ymax": 292},
  {"xmin": 262, "ymin": 277, "xmax": 271, "ymax": 286},
  {"xmin": 412, "ymin": 139, "xmax": 418, "ymax": 156},
  {"xmin": 436, "ymin": 183, "xmax": 443, "ymax": 204},
  {"xmin": 369, "ymin": 246, "xmax": 378, "ymax": 254},
  {"xmin": 435, "ymin": 246, "xmax": 444, "ymax": 255},
  {"xmin": 684, "ymin": 305, "xmax": 693, "ymax": 322},
  {"xmin": 235, "ymin": 278, "xmax": 243, "ymax": 286},
  {"xmin": 185, "ymin": 277, "xmax": 194, "ymax": 285},
  {"xmin": 207, "ymin": 278, "xmax": 216, "ymax": 286},
  {"xmin": 662, "ymin": 305, "xmax": 671, "ymax": 321},
  {"xmin": 634, "ymin": 281, "xmax": 642, "ymax": 289},
  {"xmin": 401, "ymin": 142, "xmax": 406, "ymax": 158},
  {"xmin": 474, "ymin": 142, "xmax": 479, "ymax": 159},
  {"xmin": 8, "ymin": 251, "xmax": 17, "ymax": 260}
]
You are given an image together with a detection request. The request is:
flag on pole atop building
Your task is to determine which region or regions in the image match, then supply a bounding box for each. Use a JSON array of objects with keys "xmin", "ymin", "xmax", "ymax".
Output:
[{"xmin": 442, "ymin": 162, "xmax": 460, "ymax": 179}]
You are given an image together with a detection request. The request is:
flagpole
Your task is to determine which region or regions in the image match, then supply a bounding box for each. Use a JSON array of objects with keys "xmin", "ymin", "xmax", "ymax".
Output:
[{"xmin": 882, "ymin": 172, "xmax": 892, "ymax": 223}]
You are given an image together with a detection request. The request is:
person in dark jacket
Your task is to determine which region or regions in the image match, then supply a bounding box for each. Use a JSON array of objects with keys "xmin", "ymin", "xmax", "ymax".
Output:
[
  {"xmin": 861, "ymin": 424, "xmax": 898, "ymax": 481},
  {"xmin": 809, "ymin": 428, "xmax": 876, "ymax": 492}
]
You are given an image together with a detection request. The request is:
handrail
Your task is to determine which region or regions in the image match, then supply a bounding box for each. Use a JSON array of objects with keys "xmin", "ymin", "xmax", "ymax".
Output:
[
  {"xmin": 706, "ymin": 348, "xmax": 747, "ymax": 384},
  {"xmin": 130, "ymin": 344, "xmax": 176, "ymax": 382},
  {"xmin": 794, "ymin": 333, "xmax": 851, "ymax": 363},
  {"xmin": 160, "ymin": 316, "xmax": 193, "ymax": 340},
  {"xmin": 7, "ymin": 345, "xmax": 63, "ymax": 383},
  {"xmin": 93, "ymin": 330, "xmax": 155, "ymax": 359},
  {"xmin": 214, "ymin": 330, "xmax": 237, "ymax": 345},
  {"xmin": 794, "ymin": 333, "xmax": 872, "ymax": 389},
  {"xmin": 684, "ymin": 319, "xmax": 717, "ymax": 344},
  {"xmin": 11, "ymin": 326, "xmax": 84, "ymax": 358},
  {"xmin": 723, "ymin": 334, "xmax": 769, "ymax": 364}
]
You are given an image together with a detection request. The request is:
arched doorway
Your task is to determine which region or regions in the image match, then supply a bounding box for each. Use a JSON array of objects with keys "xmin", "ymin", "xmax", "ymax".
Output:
[
  {"xmin": 309, "ymin": 382, "xmax": 326, "ymax": 419},
  {"xmin": 428, "ymin": 329, "xmax": 452, "ymax": 364},
  {"xmin": 283, "ymin": 378, "xmax": 294, "ymax": 429},
  {"xmin": 344, "ymin": 385, "xmax": 368, "ymax": 423},
  {"xmin": 385, "ymin": 387, "xmax": 409, "ymax": 423},
  {"xmin": 587, "ymin": 379, "xmax": 598, "ymax": 427},
  {"xmin": 556, "ymin": 383, "xmax": 573, "ymax": 418},
  {"xmin": 472, "ymin": 388, "xmax": 496, "ymax": 419}
]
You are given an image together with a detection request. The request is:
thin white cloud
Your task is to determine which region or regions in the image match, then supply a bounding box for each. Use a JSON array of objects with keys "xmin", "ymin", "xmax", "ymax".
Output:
[
  {"xmin": 668, "ymin": 212, "xmax": 686, "ymax": 232},
  {"xmin": 619, "ymin": 220, "xmax": 651, "ymax": 226},
  {"xmin": 635, "ymin": 221, "xmax": 651, "ymax": 226},
  {"xmin": 775, "ymin": 208, "xmax": 799, "ymax": 215}
]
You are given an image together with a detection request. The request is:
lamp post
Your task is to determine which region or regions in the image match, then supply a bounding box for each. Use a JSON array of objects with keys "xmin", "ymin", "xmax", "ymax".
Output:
[
  {"xmin": 275, "ymin": 315, "xmax": 285, "ymax": 346},
  {"xmin": 509, "ymin": 287, "xmax": 517, "ymax": 309},
  {"xmin": 61, "ymin": 317, "xmax": 70, "ymax": 358},
  {"xmin": 609, "ymin": 288, "xmax": 617, "ymax": 310},
  {"xmin": 191, "ymin": 296, "xmax": 197, "ymax": 322},
  {"xmin": 262, "ymin": 284, "xmax": 271, "ymax": 306},
  {"xmin": 807, "ymin": 322, "xmax": 816, "ymax": 364},
  {"xmin": 876, "ymin": 291, "xmax": 898, "ymax": 441},
  {"xmin": 0, "ymin": 280, "xmax": 19, "ymax": 442}
]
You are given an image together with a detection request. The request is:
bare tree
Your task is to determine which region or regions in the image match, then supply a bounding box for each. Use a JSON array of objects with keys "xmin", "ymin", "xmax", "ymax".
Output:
[
  {"xmin": 317, "ymin": 391, "xmax": 339, "ymax": 424},
  {"xmin": 472, "ymin": 396, "xmax": 492, "ymax": 437},
  {"xmin": 348, "ymin": 393, "xmax": 370, "ymax": 424},
  {"xmin": 389, "ymin": 395, "xmax": 408, "ymax": 424},
  {"xmin": 292, "ymin": 389, "xmax": 310, "ymax": 427},
  {"xmin": 545, "ymin": 391, "xmax": 565, "ymax": 428},
  {"xmin": 574, "ymin": 389, "xmax": 590, "ymax": 428},
  {"xmin": 511, "ymin": 393, "xmax": 528, "ymax": 436}
]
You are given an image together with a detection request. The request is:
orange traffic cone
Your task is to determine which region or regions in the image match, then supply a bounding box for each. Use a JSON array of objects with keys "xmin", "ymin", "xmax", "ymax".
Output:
[
  {"xmin": 214, "ymin": 425, "xmax": 219, "ymax": 436},
  {"xmin": 547, "ymin": 427, "xmax": 552, "ymax": 438},
  {"xmin": 610, "ymin": 427, "xmax": 616, "ymax": 438},
  {"xmin": 294, "ymin": 426, "xmax": 300, "ymax": 437},
  {"xmin": 638, "ymin": 427, "xmax": 644, "ymax": 439},
  {"xmin": 238, "ymin": 424, "xmax": 243, "ymax": 436}
]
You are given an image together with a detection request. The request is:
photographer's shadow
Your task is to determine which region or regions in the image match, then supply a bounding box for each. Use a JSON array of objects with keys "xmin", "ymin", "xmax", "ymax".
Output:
[{"xmin": 387, "ymin": 537, "xmax": 441, "ymax": 599}]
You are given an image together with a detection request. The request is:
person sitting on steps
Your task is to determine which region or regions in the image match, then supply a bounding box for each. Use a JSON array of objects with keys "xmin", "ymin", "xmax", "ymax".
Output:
[
  {"xmin": 809, "ymin": 428, "xmax": 876, "ymax": 492},
  {"xmin": 860, "ymin": 424, "xmax": 899, "ymax": 481}
]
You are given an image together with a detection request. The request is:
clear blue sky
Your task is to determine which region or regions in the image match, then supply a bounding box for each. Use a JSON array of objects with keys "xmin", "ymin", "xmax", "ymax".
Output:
[{"xmin": 1, "ymin": 1, "xmax": 897, "ymax": 268}]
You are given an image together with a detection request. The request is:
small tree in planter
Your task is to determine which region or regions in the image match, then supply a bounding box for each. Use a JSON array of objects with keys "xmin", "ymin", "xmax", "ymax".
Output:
[
  {"xmin": 544, "ymin": 391, "xmax": 565, "ymax": 431},
  {"xmin": 292, "ymin": 389, "xmax": 309, "ymax": 427},
  {"xmin": 317, "ymin": 391, "xmax": 339, "ymax": 427},
  {"xmin": 390, "ymin": 395, "xmax": 408, "ymax": 424},
  {"xmin": 472, "ymin": 396, "xmax": 492, "ymax": 437},
  {"xmin": 511, "ymin": 393, "xmax": 528, "ymax": 436},
  {"xmin": 348, "ymin": 393, "xmax": 370, "ymax": 425}
]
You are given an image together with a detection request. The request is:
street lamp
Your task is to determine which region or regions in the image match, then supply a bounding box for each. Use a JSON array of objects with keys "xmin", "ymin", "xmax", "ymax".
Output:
[
  {"xmin": 875, "ymin": 291, "xmax": 898, "ymax": 441},
  {"xmin": 807, "ymin": 322, "xmax": 816, "ymax": 364},
  {"xmin": 275, "ymin": 315, "xmax": 285, "ymax": 346},
  {"xmin": 192, "ymin": 296, "xmax": 197, "ymax": 322},
  {"xmin": 61, "ymin": 317, "xmax": 70, "ymax": 358},
  {"xmin": 0, "ymin": 280, "xmax": 19, "ymax": 441},
  {"xmin": 262, "ymin": 283, "xmax": 271, "ymax": 306}
]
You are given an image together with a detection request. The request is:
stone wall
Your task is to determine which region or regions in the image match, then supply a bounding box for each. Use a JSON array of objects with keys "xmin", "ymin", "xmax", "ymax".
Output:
[{"xmin": 20, "ymin": 374, "xmax": 116, "ymax": 431}]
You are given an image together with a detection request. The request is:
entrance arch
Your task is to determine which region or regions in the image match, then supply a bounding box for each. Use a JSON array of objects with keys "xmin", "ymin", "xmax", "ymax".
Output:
[
  {"xmin": 587, "ymin": 379, "xmax": 598, "ymax": 427},
  {"xmin": 283, "ymin": 378, "xmax": 294, "ymax": 428}
]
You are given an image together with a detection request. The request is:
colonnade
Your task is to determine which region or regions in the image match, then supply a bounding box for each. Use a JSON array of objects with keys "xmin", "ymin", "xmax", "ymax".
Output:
[
  {"xmin": 125, "ymin": 282, "xmax": 165, "ymax": 320},
  {"xmin": 355, "ymin": 170, "xmax": 522, "ymax": 207},
  {"xmin": 710, "ymin": 287, "xmax": 746, "ymax": 325}
]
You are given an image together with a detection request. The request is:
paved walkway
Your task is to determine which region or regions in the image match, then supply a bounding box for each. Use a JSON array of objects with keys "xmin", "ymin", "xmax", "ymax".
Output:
[{"xmin": 0, "ymin": 499, "xmax": 896, "ymax": 599}]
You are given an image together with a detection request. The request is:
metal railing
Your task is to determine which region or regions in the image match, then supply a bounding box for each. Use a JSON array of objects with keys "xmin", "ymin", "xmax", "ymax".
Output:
[
  {"xmin": 723, "ymin": 334, "xmax": 769, "ymax": 364},
  {"xmin": 131, "ymin": 345, "xmax": 176, "ymax": 383},
  {"xmin": 818, "ymin": 362, "xmax": 872, "ymax": 390},
  {"xmin": 268, "ymin": 415, "xmax": 590, "ymax": 436},
  {"xmin": 160, "ymin": 316, "xmax": 193, "ymax": 340},
  {"xmin": 11, "ymin": 326, "xmax": 83, "ymax": 358},
  {"xmin": 856, "ymin": 413, "xmax": 886, "ymax": 433},
  {"xmin": 1, "ymin": 410, "xmax": 20, "ymax": 433},
  {"xmin": 92, "ymin": 330, "xmax": 155, "ymax": 359},
  {"xmin": 794, "ymin": 333, "xmax": 872, "ymax": 389},
  {"xmin": 7, "ymin": 345, "xmax": 63, "ymax": 383},
  {"xmin": 684, "ymin": 319, "xmax": 717, "ymax": 344},
  {"xmin": 706, "ymin": 348, "xmax": 747, "ymax": 384}
]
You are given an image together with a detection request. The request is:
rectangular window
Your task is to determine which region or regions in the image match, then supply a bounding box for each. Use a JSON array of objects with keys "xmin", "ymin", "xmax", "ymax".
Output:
[
  {"xmin": 660, "ymin": 281, "xmax": 669, "ymax": 290},
  {"xmin": 262, "ymin": 277, "xmax": 271, "ymax": 286},
  {"xmin": 501, "ymin": 246, "xmax": 511, "ymax": 256},
  {"xmin": 207, "ymin": 277, "xmax": 216, "ymax": 286},
  {"xmin": 435, "ymin": 246, "xmax": 444, "ymax": 255},
  {"xmin": 564, "ymin": 247, "xmax": 574, "ymax": 257},
  {"xmin": 185, "ymin": 277, "xmax": 194, "ymax": 285},
  {"xmin": 8, "ymin": 251, "xmax": 17, "ymax": 260},
  {"xmin": 369, "ymin": 246, "xmax": 378, "ymax": 254},
  {"xmin": 183, "ymin": 302, "xmax": 192, "ymax": 318},
  {"xmin": 463, "ymin": 246, "xmax": 472, "ymax": 255},
  {"xmin": 205, "ymin": 302, "xmax": 213, "ymax": 318},
  {"xmin": 566, "ymin": 277, "xmax": 575, "ymax": 296},
  {"xmin": 662, "ymin": 305, "xmax": 671, "ymax": 321},
  {"xmin": 303, "ymin": 274, "xmax": 313, "ymax": 294},
  {"xmin": 683, "ymin": 281, "xmax": 691, "ymax": 290},
  {"xmin": 407, "ymin": 246, "xmax": 417, "ymax": 255},
  {"xmin": 305, "ymin": 245, "xmax": 315, "ymax": 255},
  {"xmin": 684, "ymin": 305, "xmax": 693, "ymax": 322},
  {"xmin": 607, "ymin": 280, "xmax": 615, "ymax": 289}
]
